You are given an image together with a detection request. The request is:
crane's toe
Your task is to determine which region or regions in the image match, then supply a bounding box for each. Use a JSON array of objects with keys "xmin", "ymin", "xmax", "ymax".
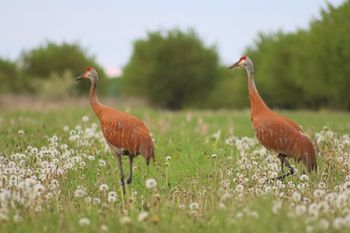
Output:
[{"xmin": 127, "ymin": 177, "xmax": 132, "ymax": 184}]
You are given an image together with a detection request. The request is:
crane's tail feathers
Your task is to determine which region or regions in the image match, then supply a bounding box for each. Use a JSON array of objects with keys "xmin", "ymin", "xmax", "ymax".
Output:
[
  {"xmin": 145, "ymin": 146, "xmax": 155, "ymax": 166},
  {"xmin": 303, "ymin": 153, "xmax": 317, "ymax": 172}
]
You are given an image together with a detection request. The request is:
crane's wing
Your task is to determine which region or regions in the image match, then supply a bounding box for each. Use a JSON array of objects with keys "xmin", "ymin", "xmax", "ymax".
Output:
[
  {"xmin": 253, "ymin": 116, "xmax": 303, "ymax": 155},
  {"xmin": 100, "ymin": 111, "xmax": 154, "ymax": 158},
  {"xmin": 280, "ymin": 115, "xmax": 303, "ymax": 133}
]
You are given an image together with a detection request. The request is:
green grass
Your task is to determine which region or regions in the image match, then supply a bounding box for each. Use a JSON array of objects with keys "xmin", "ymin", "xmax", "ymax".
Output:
[{"xmin": 1, "ymin": 104, "xmax": 350, "ymax": 233}]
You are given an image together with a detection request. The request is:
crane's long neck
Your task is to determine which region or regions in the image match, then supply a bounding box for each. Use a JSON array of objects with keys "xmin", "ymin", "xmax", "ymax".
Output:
[
  {"xmin": 89, "ymin": 77, "xmax": 104, "ymax": 116},
  {"xmin": 245, "ymin": 60, "xmax": 270, "ymax": 118}
]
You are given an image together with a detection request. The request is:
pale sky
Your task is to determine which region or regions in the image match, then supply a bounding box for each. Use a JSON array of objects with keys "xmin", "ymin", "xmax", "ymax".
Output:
[{"xmin": 0, "ymin": 0, "xmax": 345, "ymax": 76}]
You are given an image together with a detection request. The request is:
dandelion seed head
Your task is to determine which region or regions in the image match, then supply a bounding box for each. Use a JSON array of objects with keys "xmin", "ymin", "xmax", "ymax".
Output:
[
  {"xmin": 74, "ymin": 188, "xmax": 86, "ymax": 198},
  {"xmin": 99, "ymin": 160, "xmax": 107, "ymax": 167},
  {"xmin": 82, "ymin": 116, "xmax": 89, "ymax": 122},
  {"xmin": 99, "ymin": 184, "xmax": 109, "ymax": 192},
  {"xmin": 235, "ymin": 184, "xmax": 244, "ymax": 193},
  {"xmin": 292, "ymin": 191, "xmax": 302, "ymax": 202},
  {"xmin": 18, "ymin": 130, "xmax": 25, "ymax": 136},
  {"xmin": 119, "ymin": 216, "xmax": 132, "ymax": 225},
  {"xmin": 100, "ymin": 224, "xmax": 108, "ymax": 232},
  {"xmin": 145, "ymin": 178, "xmax": 157, "ymax": 189},
  {"xmin": 189, "ymin": 202, "xmax": 199, "ymax": 210},
  {"xmin": 137, "ymin": 211, "xmax": 149, "ymax": 222},
  {"xmin": 79, "ymin": 217, "xmax": 90, "ymax": 226}
]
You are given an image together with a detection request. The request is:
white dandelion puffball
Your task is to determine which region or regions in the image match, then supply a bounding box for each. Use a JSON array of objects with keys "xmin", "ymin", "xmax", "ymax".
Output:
[
  {"xmin": 82, "ymin": 115, "xmax": 89, "ymax": 122},
  {"xmin": 145, "ymin": 178, "xmax": 157, "ymax": 189},
  {"xmin": 99, "ymin": 184, "xmax": 109, "ymax": 192},
  {"xmin": 100, "ymin": 224, "xmax": 108, "ymax": 232},
  {"xmin": 189, "ymin": 202, "xmax": 199, "ymax": 210},
  {"xmin": 74, "ymin": 188, "xmax": 86, "ymax": 198},
  {"xmin": 235, "ymin": 184, "xmax": 244, "ymax": 193},
  {"xmin": 292, "ymin": 191, "xmax": 302, "ymax": 202},
  {"xmin": 99, "ymin": 160, "xmax": 107, "ymax": 167},
  {"xmin": 18, "ymin": 130, "xmax": 25, "ymax": 136},
  {"xmin": 119, "ymin": 216, "xmax": 132, "ymax": 225},
  {"xmin": 138, "ymin": 211, "xmax": 149, "ymax": 222},
  {"xmin": 79, "ymin": 217, "xmax": 91, "ymax": 226}
]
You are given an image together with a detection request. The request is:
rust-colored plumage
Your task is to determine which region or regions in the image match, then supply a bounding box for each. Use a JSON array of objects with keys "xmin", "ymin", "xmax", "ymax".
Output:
[
  {"xmin": 76, "ymin": 67, "xmax": 154, "ymax": 193},
  {"xmin": 229, "ymin": 56, "xmax": 316, "ymax": 179}
]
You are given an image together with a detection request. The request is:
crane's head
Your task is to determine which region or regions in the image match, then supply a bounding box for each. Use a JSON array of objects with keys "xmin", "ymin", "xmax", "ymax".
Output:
[
  {"xmin": 228, "ymin": 55, "xmax": 250, "ymax": 69},
  {"xmin": 76, "ymin": 67, "xmax": 98, "ymax": 82}
]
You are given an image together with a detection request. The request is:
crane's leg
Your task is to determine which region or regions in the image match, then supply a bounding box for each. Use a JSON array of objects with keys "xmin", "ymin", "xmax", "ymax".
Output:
[
  {"xmin": 127, "ymin": 155, "xmax": 134, "ymax": 184},
  {"xmin": 114, "ymin": 153, "xmax": 126, "ymax": 195},
  {"xmin": 277, "ymin": 154, "xmax": 285, "ymax": 173},
  {"xmin": 276, "ymin": 154, "xmax": 295, "ymax": 181}
]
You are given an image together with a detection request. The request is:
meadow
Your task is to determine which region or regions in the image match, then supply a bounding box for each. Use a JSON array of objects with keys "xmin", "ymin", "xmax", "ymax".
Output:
[{"xmin": 1, "ymin": 102, "xmax": 350, "ymax": 233}]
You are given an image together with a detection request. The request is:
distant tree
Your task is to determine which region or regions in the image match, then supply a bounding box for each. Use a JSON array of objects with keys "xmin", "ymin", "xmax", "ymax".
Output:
[
  {"xmin": 0, "ymin": 58, "xmax": 22, "ymax": 94},
  {"xmin": 19, "ymin": 42, "xmax": 107, "ymax": 94},
  {"xmin": 123, "ymin": 29, "xmax": 220, "ymax": 109},
  {"xmin": 244, "ymin": 1, "xmax": 350, "ymax": 110}
]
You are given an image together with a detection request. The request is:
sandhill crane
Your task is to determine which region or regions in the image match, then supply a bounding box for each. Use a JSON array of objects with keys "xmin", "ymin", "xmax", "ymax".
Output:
[
  {"xmin": 228, "ymin": 56, "xmax": 316, "ymax": 179},
  {"xmin": 76, "ymin": 67, "xmax": 155, "ymax": 194}
]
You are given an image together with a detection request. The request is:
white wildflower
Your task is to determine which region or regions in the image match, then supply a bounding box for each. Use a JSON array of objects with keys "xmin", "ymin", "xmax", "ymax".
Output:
[
  {"xmin": 235, "ymin": 184, "xmax": 244, "ymax": 193},
  {"xmin": 18, "ymin": 130, "xmax": 25, "ymax": 136},
  {"xmin": 82, "ymin": 116, "xmax": 89, "ymax": 122},
  {"xmin": 318, "ymin": 182, "xmax": 326, "ymax": 189},
  {"xmin": 295, "ymin": 204, "xmax": 307, "ymax": 216},
  {"xmin": 292, "ymin": 191, "xmax": 301, "ymax": 202},
  {"xmin": 88, "ymin": 155, "xmax": 95, "ymax": 161},
  {"xmin": 318, "ymin": 219, "xmax": 329, "ymax": 230},
  {"xmin": 92, "ymin": 197, "xmax": 101, "ymax": 205},
  {"xmin": 212, "ymin": 130, "xmax": 221, "ymax": 140},
  {"xmin": 99, "ymin": 160, "xmax": 106, "ymax": 167},
  {"xmin": 272, "ymin": 201, "xmax": 282, "ymax": 214},
  {"xmin": 100, "ymin": 224, "xmax": 108, "ymax": 232},
  {"xmin": 137, "ymin": 211, "xmax": 149, "ymax": 222},
  {"xmin": 189, "ymin": 202, "xmax": 199, "ymax": 210},
  {"xmin": 299, "ymin": 174, "xmax": 309, "ymax": 182},
  {"xmin": 84, "ymin": 196, "xmax": 91, "ymax": 204},
  {"xmin": 119, "ymin": 216, "xmax": 131, "ymax": 225},
  {"xmin": 74, "ymin": 188, "xmax": 86, "ymax": 198},
  {"xmin": 99, "ymin": 184, "xmax": 109, "ymax": 192},
  {"xmin": 79, "ymin": 217, "xmax": 90, "ymax": 226},
  {"xmin": 145, "ymin": 178, "xmax": 157, "ymax": 189}
]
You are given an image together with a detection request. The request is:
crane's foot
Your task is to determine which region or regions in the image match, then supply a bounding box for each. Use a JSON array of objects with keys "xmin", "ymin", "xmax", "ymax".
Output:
[
  {"xmin": 275, "ymin": 167, "xmax": 295, "ymax": 181},
  {"xmin": 127, "ymin": 177, "xmax": 132, "ymax": 184},
  {"xmin": 265, "ymin": 167, "xmax": 295, "ymax": 183}
]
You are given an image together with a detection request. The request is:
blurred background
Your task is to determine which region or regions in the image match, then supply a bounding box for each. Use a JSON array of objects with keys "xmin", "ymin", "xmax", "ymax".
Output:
[{"xmin": 1, "ymin": 0, "xmax": 349, "ymax": 110}]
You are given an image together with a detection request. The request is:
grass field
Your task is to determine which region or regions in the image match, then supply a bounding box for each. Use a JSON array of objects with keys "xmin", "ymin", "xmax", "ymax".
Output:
[{"xmin": 1, "ymin": 103, "xmax": 350, "ymax": 233}]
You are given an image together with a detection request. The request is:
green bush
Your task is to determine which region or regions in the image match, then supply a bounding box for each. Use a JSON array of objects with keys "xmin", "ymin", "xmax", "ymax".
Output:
[
  {"xmin": 122, "ymin": 29, "xmax": 221, "ymax": 110},
  {"xmin": 19, "ymin": 41, "xmax": 108, "ymax": 94},
  {"xmin": 243, "ymin": 1, "xmax": 350, "ymax": 110},
  {"xmin": 31, "ymin": 70, "xmax": 75, "ymax": 99},
  {"xmin": 0, "ymin": 58, "xmax": 23, "ymax": 94}
]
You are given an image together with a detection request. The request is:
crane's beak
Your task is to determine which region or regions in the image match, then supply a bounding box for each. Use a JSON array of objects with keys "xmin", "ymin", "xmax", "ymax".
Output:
[
  {"xmin": 75, "ymin": 75, "xmax": 83, "ymax": 81},
  {"xmin": 228, "ymin": 61, "xmax": 240, "ymax": 70}
]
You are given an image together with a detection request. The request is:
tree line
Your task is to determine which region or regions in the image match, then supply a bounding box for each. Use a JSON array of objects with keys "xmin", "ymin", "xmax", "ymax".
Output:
[{"xmin": 1, "ymin": 1, "xmax": 349, "ymax": 109}]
